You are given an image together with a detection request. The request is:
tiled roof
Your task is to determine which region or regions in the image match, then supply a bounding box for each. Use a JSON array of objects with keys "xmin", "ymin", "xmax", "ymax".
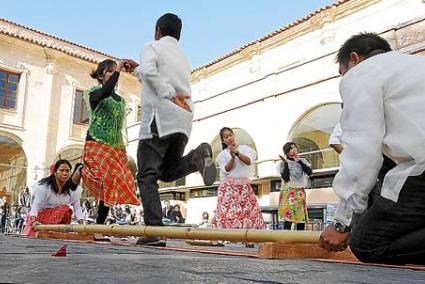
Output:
[{"xmin": 0, "ymin": 18, "xmax": 117, "ymax": 63}]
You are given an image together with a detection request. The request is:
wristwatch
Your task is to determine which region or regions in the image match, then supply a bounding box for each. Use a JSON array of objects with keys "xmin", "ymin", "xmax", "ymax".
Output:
[{"xmin": 333, "ymin": 220, "xmax": 351, "ymax": 233}]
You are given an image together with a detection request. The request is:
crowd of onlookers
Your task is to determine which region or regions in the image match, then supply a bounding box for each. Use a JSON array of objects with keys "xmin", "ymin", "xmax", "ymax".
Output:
[
  {"xmin": 82, "ymin": 200, "xmax": 145, "ymax": 226},
  {"xmin": 0, "ymin": 187, "xmax": 31, "ymax": 233},
  {"xmin": 0, "ymin": 185, "xmax": 212, "ymax": 234}
]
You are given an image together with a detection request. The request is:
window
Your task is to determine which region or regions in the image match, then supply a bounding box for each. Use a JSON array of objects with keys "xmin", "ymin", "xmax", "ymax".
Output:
[
  {"xmin": 189, "ymin": 187, "xmax": 218, "ymax": 198},
  {"xmin": 160, "ymin": 192, "xmax": 186, "ymax": 201},
  {"xmin": 73, "ymin": 90, "xmax": 89, "ymax": 125},
  {"xmin": 0, "ymin": 70, "xmax": 20, "ymax": 110},
  {"xmin": 290, "ymin": 103, "xmax": 342, "ymax": 170},
  {"xmin": 308, "ymin": 170, "xmax": 338, "ymax": 189},
  {"xmin": 270, "ymin": 179, "xmax": 282, "ymax": 192}
]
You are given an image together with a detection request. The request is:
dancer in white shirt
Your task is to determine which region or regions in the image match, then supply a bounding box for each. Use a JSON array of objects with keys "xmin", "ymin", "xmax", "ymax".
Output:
[
  {"xmin": 123, "ymin": 13, "xmax": 216, "ymax": 246},
  {"xmin": 22, "ymin": 159, "xmax": 83, "ymax": 237},
  {"xmin": 211, "ymin": 127, "xmax": 264, "ymax": 235},
  {"xmin": 319, "ymin": 33, "xmax": 425, "ymax": 265}
]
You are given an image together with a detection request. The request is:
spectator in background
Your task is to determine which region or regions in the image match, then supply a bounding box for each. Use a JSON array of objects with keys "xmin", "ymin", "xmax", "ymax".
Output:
[
  {"xmin": 19, "ymin": 187, "xmax": 31, "ymax": 208},
  {"xmin": 127, "ymin": 208, "xmax": 138, "ymax": 225},
  {"xmin": 162, "ymin": 200, "xmax": 173, "ymax": 220},
  {"xmin": 198, "ymin": 212, "xmax": 210, "ymax": 228},
  {"xmin": 137, "ymin": 209, "xmax": 145, "ymax": 226},
  {"xmin": 0, "ymin": 196, "xmax": 7, "ymax": 233},
  {"xmin": 170, "ymin": 205, "xmax": 185, "ymax": 223}
]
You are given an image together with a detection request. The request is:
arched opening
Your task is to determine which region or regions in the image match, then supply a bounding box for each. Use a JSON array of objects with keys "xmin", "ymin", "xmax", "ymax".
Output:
[
  {"xmin": 54, "ymin": 146, "xmax": 83, "ymax": 166},
  {"xmin": 0, "ymin": 132, "xmax": 27, "ymax": 203},
  {"xmin": 293, "ymin": 137, "xmax": 323, "ymax": 169},
  {"xmin": 289, "ymin": 103, "xmax": 342, "ymax": 171},
  {"xmin": 211, "ymin": 127, "xmax": 258, "ymax": 181}
]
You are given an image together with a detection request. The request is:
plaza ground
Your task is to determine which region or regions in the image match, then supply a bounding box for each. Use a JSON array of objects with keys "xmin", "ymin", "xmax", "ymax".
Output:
[{"xmin": 1, "ymin": 234, "xmax": 425, "ymax": 283}]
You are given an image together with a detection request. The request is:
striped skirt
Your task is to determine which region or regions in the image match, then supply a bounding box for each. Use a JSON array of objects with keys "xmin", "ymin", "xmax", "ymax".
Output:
[{"xmin": 82, "ymin": 141, "xmax": 139, "ymax": 207}]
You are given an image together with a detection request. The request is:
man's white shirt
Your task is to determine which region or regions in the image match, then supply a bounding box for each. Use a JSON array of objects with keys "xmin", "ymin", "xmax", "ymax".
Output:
[
  {"xmin": 329, "ymin": 122, "xmax": 342, "ymax": 146},
  {"xmin": 333, "ymin": 51, "xmax": 425, "ymax": 226},
  {"xmin": 133, "ymin": 36, "xmax": 193, "ymax": 140}
]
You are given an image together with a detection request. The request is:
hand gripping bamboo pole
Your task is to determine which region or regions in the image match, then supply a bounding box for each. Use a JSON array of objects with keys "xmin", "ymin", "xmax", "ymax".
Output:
[{"xmin": 35, "ymin": 224, "xmax": 321, "ymax": 243}]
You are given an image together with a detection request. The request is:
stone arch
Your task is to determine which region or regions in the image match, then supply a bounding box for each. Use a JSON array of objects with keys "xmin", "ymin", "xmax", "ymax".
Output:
[
  {"xmin": 288, "ymin": 102, "xmax": 342, "ymax": 170},
  {"xmin": 0, "ymin": 131, "xmax": 28, "ymax": 203}
]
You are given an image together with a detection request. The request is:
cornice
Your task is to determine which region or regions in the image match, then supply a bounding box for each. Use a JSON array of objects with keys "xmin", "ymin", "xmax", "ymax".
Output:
[{"xmin": 191, "ymin": 0, "xmax": 381, "ymax": 83}]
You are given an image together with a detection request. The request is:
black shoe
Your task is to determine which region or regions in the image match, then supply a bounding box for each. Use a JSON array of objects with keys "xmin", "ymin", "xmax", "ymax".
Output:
[
  {"xmin": 136, "ymin": 236, "xmax": 166, "ymax": 247},
  {"xmin": 194, "ymin": 143, "xmax": 217, "ymax": 186}
]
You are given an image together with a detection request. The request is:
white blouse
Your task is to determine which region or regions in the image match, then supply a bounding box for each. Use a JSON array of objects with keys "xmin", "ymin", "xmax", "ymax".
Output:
[
  {"xmin": 217, "ymin": 145, "xmax": 257, "ymax": 181},
  {"xmin": 30, "ymin": 182, "xmax": 84, "ymax": 220},
  {"xmin": 333, "ymin": 51, "xmax": 425, "ymax": 226}
]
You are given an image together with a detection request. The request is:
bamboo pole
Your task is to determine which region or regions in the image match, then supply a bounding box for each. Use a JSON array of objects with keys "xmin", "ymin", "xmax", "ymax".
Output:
[{"xmin": 35, "ymin": 224, "xmax": 321, "ymax": 244}]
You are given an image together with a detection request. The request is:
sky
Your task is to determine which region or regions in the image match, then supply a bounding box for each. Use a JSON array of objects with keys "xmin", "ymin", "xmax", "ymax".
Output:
[{"xmin": 1, "ymin": 1, "xmax": 335, "ymax": 68}]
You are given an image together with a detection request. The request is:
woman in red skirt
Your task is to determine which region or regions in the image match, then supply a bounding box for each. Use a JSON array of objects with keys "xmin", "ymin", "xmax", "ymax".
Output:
[
  {"xmin": 210, "ymin": 127, "xmax": 264, "ymax": 234},
  {"xmin": 72, "ymin": 59, "xmax": 139, "ymax": 225},
  {"xmin": 23, "ymin": 159, "xmax": 84, "ymax": 237}
]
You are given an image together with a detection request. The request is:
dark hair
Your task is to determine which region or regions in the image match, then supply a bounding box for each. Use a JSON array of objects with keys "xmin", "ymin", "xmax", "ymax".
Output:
[
  {"xmin": 39, "ymin": 159, "xmax": 75, "ymax": 196},
  {"xmin": 336, "ymin": 33, "xmax": 392, "ymax": 65},
  {"xmin": 202, "ymin": 211, "xmax": 209, "ymax": 219},
  {"xmin": 156, "ymin": 13, "xmax": 182, "ymax": 40},
  {"xmin": 219, "ymin": 127, "xmax": 234, "ymax": 149},
  {"xmin": 83, "ymin": 199, "xmax": 91, "ymax": 209},
  {"xmin": 90, "ymin": 59, "xmax": 116, "ymax": 83},
  {"xmin": 283, "ymin": 142, "xmax": 297, "ymax": 156}
]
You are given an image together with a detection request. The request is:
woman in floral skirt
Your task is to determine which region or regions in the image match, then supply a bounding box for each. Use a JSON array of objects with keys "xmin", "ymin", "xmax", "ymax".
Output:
[
  {"xmin": 210, "ymin": 127, "xmax": 264, "ymax": 231},
  {"xmin": 278, "ymin": 142, "xmax": 312, "ymax": 230}
]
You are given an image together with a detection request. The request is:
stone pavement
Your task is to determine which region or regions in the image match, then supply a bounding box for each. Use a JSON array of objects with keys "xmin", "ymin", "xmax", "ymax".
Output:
[{"xmin": 1, "ymin": 234, "xmax": 424, "ymax": 284}]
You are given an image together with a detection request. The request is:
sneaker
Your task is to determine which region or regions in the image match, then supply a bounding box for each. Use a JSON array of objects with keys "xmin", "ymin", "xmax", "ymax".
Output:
[
  {"xmin": 136, "ymin": 236, "xmax": 166, "ymax": 247},
  {"xmin": 194, "ymin": 143, "xmax": 217, "ymax": 186}
]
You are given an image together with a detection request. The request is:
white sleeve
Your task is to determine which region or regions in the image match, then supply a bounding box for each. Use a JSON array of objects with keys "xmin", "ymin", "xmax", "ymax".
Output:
[
  {"xmin": 241, "ymin": 145, "xmax": 256, "ymax": 164},
  {"xmin": 328, "ymin": 123, "xmax": 342, "ymax": 145},
  {"xmin": 217, "ymin": 150, "xmax": 230, "ymax": 173},
  {"xmin": 30, "ymin": 183, "xmax": 46, "ymax": 217},
  {"xmin": 332, "ymin": 70, "xmax": 384, "ymax": 226},
  {"xmin": 133, "ymin": 44, "xmax": 176, "ymax": 100},
  {"xmin": 71, "ymin": 187, "xmax": 84, "ymax": 221}
]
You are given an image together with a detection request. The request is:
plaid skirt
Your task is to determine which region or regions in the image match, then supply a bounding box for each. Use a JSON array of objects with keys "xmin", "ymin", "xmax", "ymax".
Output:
[
  {"xmin": 22, "ymin": 205, "xmax": 72, "ymax": 237},
  {"xmin": 82, "ymin": 141, "xmax": 139, "ymax": 207},
  {"xmin": 210, "ymin": 178, "xmax": 265, "ymax": 229}
]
